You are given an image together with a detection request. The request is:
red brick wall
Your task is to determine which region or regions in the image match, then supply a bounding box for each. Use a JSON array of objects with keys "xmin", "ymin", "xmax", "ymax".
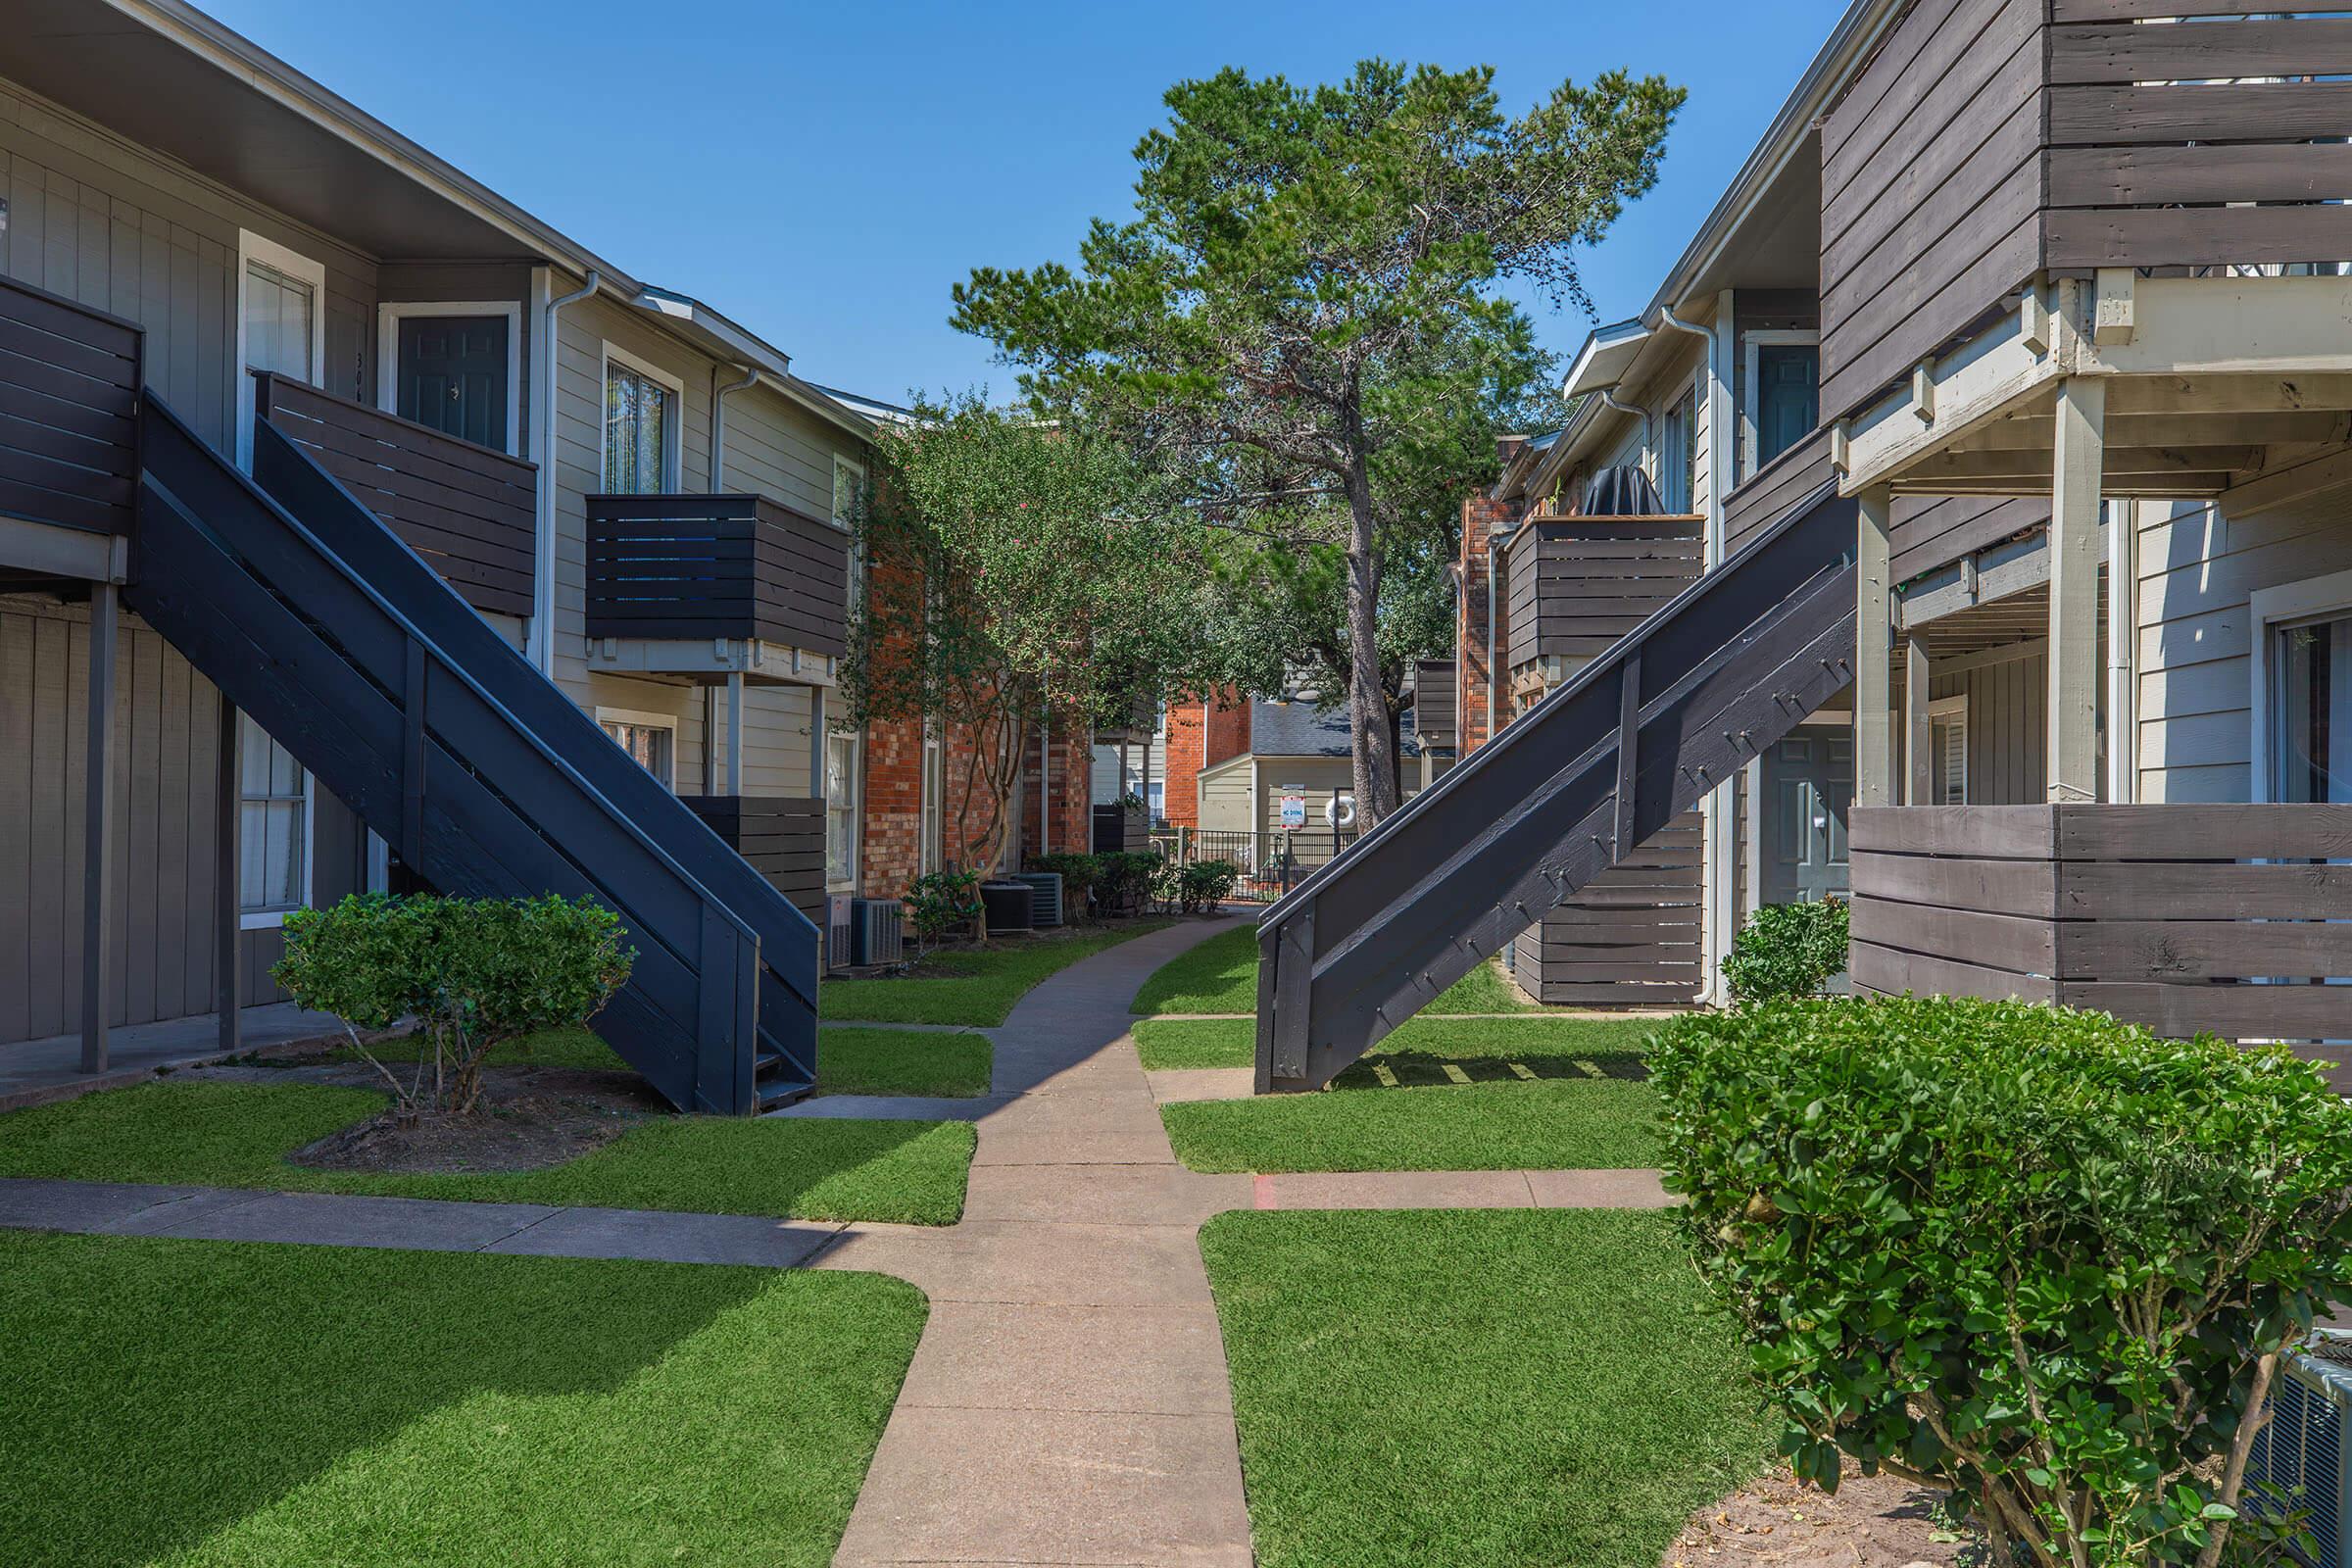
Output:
[
  {"xmin": 859, "ymin": 712, "xmax": 924, "ymax": 904},
  {"xmin": 1202, "ymin": 689, "xmax": 1250, "ymax": 768},
  {"xmin": 1456, "ymin": 490, "xmax": 1523, "ymax": 756},
  {"xmin": 1161, "ymin": 701, "xmax": 1205, "ymax": 828}
]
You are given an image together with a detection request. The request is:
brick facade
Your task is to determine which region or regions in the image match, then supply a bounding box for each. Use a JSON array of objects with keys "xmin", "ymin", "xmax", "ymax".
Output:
[
  {"xmin": 1155, "ymin": 687, "xmax": 1249, "ymax": 829},
  {"xmin": 1455, "ymin": 488, "xmax": 1524, "ymax": 756}
]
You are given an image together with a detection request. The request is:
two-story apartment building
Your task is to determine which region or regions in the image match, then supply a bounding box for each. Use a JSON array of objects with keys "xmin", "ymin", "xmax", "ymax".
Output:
[
  {"xmin": 1256, "ymin": 0, "xmax": 2352, "ymax": 1093},
  {"xmin": 0, "ymin": 0, "xmax": 877, "ymax": 1111}
]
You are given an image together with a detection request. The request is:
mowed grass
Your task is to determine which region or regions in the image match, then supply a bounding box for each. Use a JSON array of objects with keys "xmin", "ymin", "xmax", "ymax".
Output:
[
  {"xmin": 0, "ymin": 1080, "xmax": 973, "ymax": 1225},
  {"xmin": 822, "ymin": 920, "xmax": 1174, "ymax": 1026},
  {"xmin": 2, "ymin": 1229, "xmax": 923, "ymax": 1568},
  {"xmin": 1130, "ymin": 922, "xmax": 1539, "ymax": 1016},
  {"xmin": 815, "ymin": 1027, "xmax": 991, "ymax": 1098},
  {"xmin": 1200, "ymin": 1208, "xmax": 1773, "ymax": 1568},
  {"xmin": 1133, "ymin": 1013, "xmax": 1663, "ymax": 1072},
  {"xmin": 1162, "ymin": 1076, "xmax": 1659, "ymax": 1172}
]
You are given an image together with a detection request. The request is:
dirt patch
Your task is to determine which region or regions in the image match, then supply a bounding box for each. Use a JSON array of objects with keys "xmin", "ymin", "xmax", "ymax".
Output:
[
  {"xmin": 1666, "ymin": 1465, "xmax": 1977, "ymax": 1568},
  {"xmin": 189, "ymin": 1058, "xmax": 668, "ymax": 1177}
]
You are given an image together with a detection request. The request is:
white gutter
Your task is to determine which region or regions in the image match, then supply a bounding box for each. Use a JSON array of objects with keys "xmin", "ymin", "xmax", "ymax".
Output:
[
  {"xmin": 713, "ymin": 366, "xmax": 760, "ymax": 492},
  {"xmin": 529, "ymin": 267, "xmax": 602, "ymax": 674}
]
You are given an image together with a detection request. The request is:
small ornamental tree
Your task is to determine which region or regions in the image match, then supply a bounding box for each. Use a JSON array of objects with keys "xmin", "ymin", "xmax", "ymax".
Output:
[
  {"xmin": 275, "ymin": 893, "xmax": 633, "ymax": 1117},
  {"xmin": 1653, "ymin": 997, "xmax": 2352, "ymax": 1567}
]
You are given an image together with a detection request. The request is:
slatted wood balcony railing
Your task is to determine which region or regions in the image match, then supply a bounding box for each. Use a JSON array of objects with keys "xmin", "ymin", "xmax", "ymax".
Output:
[
  {"xmin": 253, "ymin": 372, "xmax": 537, "ymax": 618},
  {"xmin": 1818, "ymin": 1, "xmax": 2352, "ymax": 425},
  {"xmin": 585, "ymin": 494, "xmax": 848, "ymax": 656},
  {"xmin": 679, "ymin": 795, "xmax": 826, "ymax": 921},
  {"xmin": 1501, "ymin": 512, "xmax": 1703, "ymax": 670},
  {"xmin": 0, "ymin": 274, "xmax": 142, "ymax": 539},
  {"xmin": 1849, "ymin": 805, "xmax": 2352, "ymax": 1054}
]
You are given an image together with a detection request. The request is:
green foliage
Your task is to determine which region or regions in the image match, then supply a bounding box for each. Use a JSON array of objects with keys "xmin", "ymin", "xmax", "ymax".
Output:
[
  {"xmin": 902, "ymin": 869, "xmax": 984, "ymax": 949},
  {"xmin": 1721, "ymin": 899, "xmax": 1849, "ymax": 1004},
  {"xmin": 1652, "ymin": 996, "xmax": 2352, "ymax": 1567},
  {"xmin": 1028, "ymin": 852, "xmax": 1103, "ymax": 922},
  {"xmin": 954, "ymin": 58, "xmax": 1682, "ymax": 818},
  {"xmin": 1094, "ymin": 851, "xmax": 1163, "ymax": 915},
  {"xmin": 274, "ymin": 893, "xmax": 631, "ymax": 1116},
  {"xmin": 1171, "ymin": 858, "xmax": 1241, "ymax": 915}
]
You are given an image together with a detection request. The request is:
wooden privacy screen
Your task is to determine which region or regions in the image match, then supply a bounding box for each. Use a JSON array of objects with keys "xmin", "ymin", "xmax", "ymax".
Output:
[
  {"xmin": 1849, "ymin": 804, "xmax": 2352, "ymax": 1044},
  {"xmin": 0, "ymin": 274, "xmax": 142, "ymax": 537},
  {"xmin": 681, "ymin": 796, "xmax": 826, "ymax": 921},
  {"xmin": 586, "ymin": 493, "xmax": 848, "ymax": 655},
  {"xmin": 1502, "ymin": 513, "xmax": 1702, "ymax": 669},
  {"xmin": 1819, "ymin": 0, "xmax": 2352, "ymax": 422},
  {"xmin": 254, "ymin": 372, "xmax": 536, "ymax": 618}
]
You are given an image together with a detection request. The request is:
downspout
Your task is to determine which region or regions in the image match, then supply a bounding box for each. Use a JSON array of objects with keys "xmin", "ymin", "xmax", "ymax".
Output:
[
  {"xmin": 1656, "ymin": 299, "xmax": 1737, "ymax": 1005},
  {"xmin": 531, "ymin": 268, "xmax": 601, "ymax": 674},
  {"xmin": 1596, "ymin": 386, "xmax": 1651, "ymax": 459},
  {"xmin": 712, "ymin": 365, "xmax": 760, "ymax": 491}
]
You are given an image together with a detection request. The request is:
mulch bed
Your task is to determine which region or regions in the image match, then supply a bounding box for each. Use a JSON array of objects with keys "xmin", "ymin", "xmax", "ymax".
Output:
[
  {"xmin": 1667, "ymin": 1464, "xmax": 1978, "ymax": 1568},
  {"xmin": 187, "ymin": 1058, "xmax": 668, "ymax": 1176}
]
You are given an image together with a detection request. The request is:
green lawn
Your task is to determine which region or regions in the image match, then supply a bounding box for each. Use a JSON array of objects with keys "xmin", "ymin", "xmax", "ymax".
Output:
[
  {"xmin": 815, "ymin": 1026, "xmax": 991, "ymax": 1098},
  {"xmin": 335, "ymin": 1026, "xmax": 626, "ymax": 1073},
  {"xmin": 1133, "ymin": 1013, "xmax": 1664, "ymax": 1072},
  {"xmin": 822, "ymin": 920, "xmax": 1173, "ymax": 1026},
  {"xmin": 0, "ymin": 1080, "xmax": 972, "ymax": 1225},
  {"xmin": 1130, "ymin": 923, "xmax": 1539, "ymax": 1016},
  {"xmin": 2, "ymin": 1229, "xmax": 922, "ymax": 1568},
  {"xmin": 1200, "ymin": 1209, "xmax": 1772, "ymax": 1568},
  {"xmin": 1162, "ymin": 1076, "xmax": 1658, "ymax": 1172}
]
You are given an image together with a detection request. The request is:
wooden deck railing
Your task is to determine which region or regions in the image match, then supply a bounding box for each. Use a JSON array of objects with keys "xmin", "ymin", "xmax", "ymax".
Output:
[
  {"xmin": 0, "ymin": 274, "xmax": 142, "ymax": 538},
  {"xmin": 254, "ymin": 372, "xmax": 537, "ymax": 618},
  {"xmin": 680, "ymin": 795, "xmax": 826, "ymax": 920},
  {"xmin": 1818, "ymin": 2, "xmax": 2352, "ymax": 424},
  {"xmin": 586, "ymin": 494, "xmax": 848, "ymax": 655},
  {"xmin": 1501, "ymin": 513, "xmax": 1702, "ymax": 669},
  {"xmin": 1849, "ymin": 805, "xmax": 2352, "ymax": 1046}
]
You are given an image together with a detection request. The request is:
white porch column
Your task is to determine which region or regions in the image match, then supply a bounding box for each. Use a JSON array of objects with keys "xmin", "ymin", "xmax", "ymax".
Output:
[
  {"xmin": 2048, "ymin": 376, "xmax": 2106, "ymax": 803},
  {"xmin": 1855, "ymin": 486, "xmax": 1896, "ymax": 808},
  {"xmin": 2106, "ymin": 497, "xmax": 2138, "ymax": 804},
  {"xmin": 1903, "ymin": 633, "xmax": 1933, "ymax": 806}
]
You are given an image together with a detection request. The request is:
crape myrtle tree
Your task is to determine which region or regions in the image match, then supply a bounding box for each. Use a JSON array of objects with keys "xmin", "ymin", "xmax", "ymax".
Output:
[
  {"xmin": 844, "ymin": 393, "xmax": 1208, "ymax": 885},
  {"xmin": 951, "ymin": 60, "xmax": 1684, "ymax": 826}
]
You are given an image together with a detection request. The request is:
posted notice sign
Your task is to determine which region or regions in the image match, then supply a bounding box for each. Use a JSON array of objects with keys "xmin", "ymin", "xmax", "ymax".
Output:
[{"xmin": 1278, "ymin": 794, "xmax": 1307, "ymax": 829}]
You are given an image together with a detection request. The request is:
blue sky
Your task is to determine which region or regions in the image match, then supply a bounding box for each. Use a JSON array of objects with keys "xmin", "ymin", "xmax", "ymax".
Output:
[{"xmin": 201, "ymin": 0, "xmax": 1844, "ymax": 406}]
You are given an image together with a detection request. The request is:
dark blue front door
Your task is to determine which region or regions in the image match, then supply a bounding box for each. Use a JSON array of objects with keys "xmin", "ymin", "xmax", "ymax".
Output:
[{"xmin": 397, "ymin": 316, "xmax": 510, "ymax": 453}]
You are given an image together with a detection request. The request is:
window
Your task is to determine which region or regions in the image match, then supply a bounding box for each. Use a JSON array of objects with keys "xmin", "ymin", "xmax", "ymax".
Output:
[
  {"xmin": 834, "ymin": 454, "xmax": 867, "ymax": 615},
  {"xmin": 825, "ymin": 732, "xmax": 860, "ymax": 890},
  {"xmin": 1656, "ymin": 389, "xmax": 1696, "ymax": 513},
  {"xmin": 236, "ymin": 231, "xmax": 326, "ymax": 468},
  {"xmin": 1742, "ymin": 334, "xmax": 1821, "ymax": 477},
  {"xmin": 1154, "ymin": 700, "xmax": 1169, "ymax": 738},
  {"xmin": 599, "ymin": 710, "xmax": 675, "ymax": 789},
  {"xmin": 919, "ymin": 722, "xmax": 945, "ymax": 876},
  {"xmin": 2273, "ymin": 612, "xmax": 2352, "ymax": 804},
  {"xmin": 239, "ymin": 714, "xmax": 309, "ymax": 925},
  {"xmin": 1148, "ymin": 780, "xmax": 1165, "ymax": 824},
  {"xmin": 1930, "ymin": 696, "xmax": 1968, "ymax": 806},
  {"xmin": 603, "ymin": 347, "xmax": 681, "ymax": 493}
]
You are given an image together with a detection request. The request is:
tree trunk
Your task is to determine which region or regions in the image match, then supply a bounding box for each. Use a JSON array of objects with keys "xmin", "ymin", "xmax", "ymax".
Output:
[{"xmin": 1342, "ymin": 459, "xmax": 1400, "ymax": 827}]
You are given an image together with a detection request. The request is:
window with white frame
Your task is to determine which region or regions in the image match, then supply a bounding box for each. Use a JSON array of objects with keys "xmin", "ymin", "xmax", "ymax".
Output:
[
  {"xmin": 1657, "ymin": 389, "xmax": 1696, "ymax": 513},
  {"xmin": 919, "ymin": 721, "xmax": 945, "ymax": 876},
  {"xmin": 1930, "ymin": 695, "xmax": 1968, "ymax": 806},
  {"xmin": 236, "ymin": 231, "xmax": 326, "ymax": 468},
  {"xmin": 599, "ymin": 710, "xmax": 676, "ymax": 789},
  {"xmin": 239, "ymin": 714, "xmax": 310, "ymax": 923},
  {"xmin": 604, "ymin": 349, "xmax": 680, "ymax": 493},
  {"xmin": 825, "ymin": 731, "xmax": 860, "ymax": 890},
  {"xmin": 2272, "ymin": 611, "xmax": 2352, "ymax": 804},
  {"xmin": 834, "ymin": 454, "xmax": 867, "ymax": 612}
]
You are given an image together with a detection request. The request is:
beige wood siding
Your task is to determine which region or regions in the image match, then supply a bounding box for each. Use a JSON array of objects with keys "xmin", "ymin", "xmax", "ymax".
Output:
[
  {"xmin": 1929, "ymin": 650, "xmax": 2048, "ymax": 806},
  {"xmin": 1197, "ymin": 760, "xmax": 1252, "ymax": 832}
]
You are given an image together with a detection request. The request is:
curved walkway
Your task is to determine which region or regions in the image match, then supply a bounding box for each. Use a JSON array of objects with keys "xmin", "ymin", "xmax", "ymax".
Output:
[{"xmin": 0, "ymin": 912, "xmax": 1672, "ymax": 1567}]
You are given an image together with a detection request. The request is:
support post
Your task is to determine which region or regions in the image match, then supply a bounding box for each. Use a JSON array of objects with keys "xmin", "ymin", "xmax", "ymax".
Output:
[
  {"xmin": 81, "ymin": 583, "xmax": 119, "ymax": 1073},
  {"xmin": 1904, "ymin": 634, "xmax": 1933, "ymax": 806},
  {"xmin": 2048, "ymin": 376, "xmax": 2106, "ymax": 803},
  {"xmin": 1854, "ymin": 486, "xmax": 1896, "ymax": 808},
  {"xmin": 2107, "ymin": 498, "xmax": 2138, "ymax": 805},
  {"xmin": 725, "ymin": 668, "xmax": 745, "ymax": 797},
  {"xmin": 216, "ymin": 695, "xmax": 241, "ymax": 1054}
]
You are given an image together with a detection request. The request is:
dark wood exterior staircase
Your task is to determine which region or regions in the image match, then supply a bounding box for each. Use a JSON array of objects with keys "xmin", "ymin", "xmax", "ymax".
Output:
[
  {"xmin": 128, "ymin": 395, "xmax": 819, "ymax": 1113},
  {"xmin": 1254, "ymin": 481, "xmax": 1860, "ymax": 1092}
]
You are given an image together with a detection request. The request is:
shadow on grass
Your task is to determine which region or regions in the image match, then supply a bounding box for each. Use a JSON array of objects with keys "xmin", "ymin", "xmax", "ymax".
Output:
[
  {"xmin": 3, "ymin": 1230, "xmax": 919, "ymax": 1568},
  {"xmin": 1335, "ymin": 1053, "xmax": 1652, "ymax": 1090}
]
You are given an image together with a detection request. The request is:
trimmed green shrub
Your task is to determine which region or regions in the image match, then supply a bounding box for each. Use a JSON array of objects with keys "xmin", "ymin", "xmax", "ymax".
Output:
[
  {"xmin": 1653, "ymin": 996, "xmax": 2352, "ymax": 1567},
  {"xmin": 1029, "ymin": 852, "xmax": 1103, "ymax": 922},
  {"xmin": 1721, "ymin": 899, "xmax": 1848, "ymax": 1003},
  {"xmin": 1173, "ymin": 858, "xmax": 1240, "ymax": 914},
  {"xmin": 904, "ymin": 869, "xmax": 984, "ymax": 948},
  {"xmin": 276, "ymin": 893, "xmax": 632, "ymax": 1116},
  {"xmin": 1096, "ymin": 851, "xmax": 1161, "ymax": 915}
]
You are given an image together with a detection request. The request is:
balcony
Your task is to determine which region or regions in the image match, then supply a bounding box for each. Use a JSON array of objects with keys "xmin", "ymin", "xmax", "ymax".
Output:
[
  {"xmin": 253, "ymin": 372, "xmax": 536, "ymax": 619},
  {"xmin": 1849, "ymin": 805, "xmax": 2352, "ymax": 1069},
  {"xmin": 585, "ymin": 493, "xmax": 848, "ymax": 682},
  {"xmin": 0, "ymin": 275, "xmax": 141, "ymax": 556},
  {"xmin": 679, "ymin": 795, "xmax": 826, "ymax": 921},
  {"xmin": 1824, "ymin": 3, "xmax": 2352, "ymax": 495}
]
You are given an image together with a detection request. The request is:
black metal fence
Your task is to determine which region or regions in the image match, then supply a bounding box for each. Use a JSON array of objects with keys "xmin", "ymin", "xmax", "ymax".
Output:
[{"xmin": 1152, "ymin": 826, "xmax": 1362, "ymax": 904}]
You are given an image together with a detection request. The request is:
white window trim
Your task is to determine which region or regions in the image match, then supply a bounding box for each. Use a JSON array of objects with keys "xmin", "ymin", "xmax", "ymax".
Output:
[
  {"xmin": 1929, "ymin": 693, "xmax": 1969, "ymax": 806},
  {"xmin": 596, "ymin": 705, "xmax": 680, "ymax": 792},
  {"xmin": 234, "ymin": 230, "xmax": 329, "ymax": 470},
  {"xmin": 375, "ymin": 301, "xmax": 524, "ymax": 455},
  {"xmin": 599, "ymin": 341, "xmax": 687, "ymax": 493},
  {"xmin": 238, "ymin": 723, "xmax": 317, "ymax": 931},
  {"xmin": 1739, "ymin": 329, "xmax": 1820, "ymax": 481},
  {"xmin": 825, "ymin": 729, "xmax": 863, "ymax": 894},
  {"xmin": 2249, "ymin": 564, "xmax": 2352, "ymax": 803},
  {"xmin": 830, "ymin": 453, "xmax": 866, "ymax": 533}
]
